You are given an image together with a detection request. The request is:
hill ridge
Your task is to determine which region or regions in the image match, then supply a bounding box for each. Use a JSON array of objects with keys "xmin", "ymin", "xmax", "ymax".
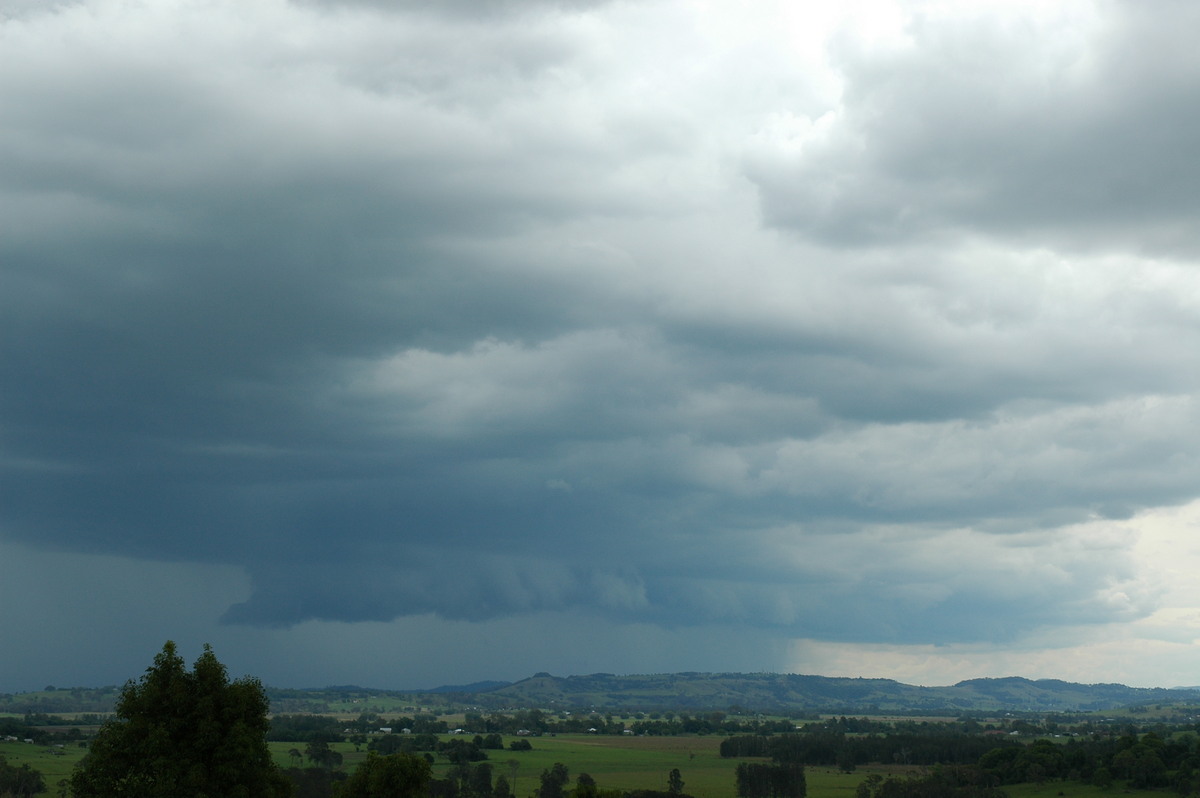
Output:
[{"xmin": 480, "ymin": 672, "xmax": 1200, "ymax": 713}]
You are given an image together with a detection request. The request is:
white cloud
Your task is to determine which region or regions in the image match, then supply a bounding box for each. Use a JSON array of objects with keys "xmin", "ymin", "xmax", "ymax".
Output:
[{"xmin": 789, "ymin": 500, "xmax": 1200, "ymax": 687}]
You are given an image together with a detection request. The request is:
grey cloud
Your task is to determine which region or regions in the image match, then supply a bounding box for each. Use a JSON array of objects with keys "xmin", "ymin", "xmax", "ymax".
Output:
[
  {"xmin": 3, "ymin": 0, "xmax": 1199, "ymax": 663},
  {"xmin": 0, "ymin": 541, "xmax": 250, "ymax": 690},
  {"xmin": 221, "ymin": 554, "xmax": 649, "ymax": 627},
  {"xmin": 746, "ymin": 1, "xmax": 1200, "ymax": 253},
  {"xmin": 291, "ymin": 0, "xmax": 611, "ymax": 18}
]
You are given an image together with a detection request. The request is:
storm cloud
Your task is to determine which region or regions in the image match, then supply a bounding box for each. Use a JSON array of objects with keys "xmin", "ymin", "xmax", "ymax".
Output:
[{"xmin": 4, "ymin": 0, "xmax": 1200, "ymax": 690}]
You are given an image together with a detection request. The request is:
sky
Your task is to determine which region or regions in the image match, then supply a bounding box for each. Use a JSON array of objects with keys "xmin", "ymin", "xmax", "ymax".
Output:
[{"xmin": 4, "ymin": 0, "xmax": 1200, "ymax": 694}]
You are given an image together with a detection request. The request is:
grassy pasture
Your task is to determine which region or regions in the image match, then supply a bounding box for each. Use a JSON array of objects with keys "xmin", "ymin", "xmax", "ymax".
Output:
[
  {"xmin": 267, "ymin": 735, "xmax": 978, "ymax": 798},
  {"xmin": 486, "ymin": 734, "xmax": 730, "ymax": 796},
  {"xmin": 269, "ymin": 739, "xmax": 371, "ymax": 771},
  {"xmin": 267, "ymin": 736, "xmax": 1196, "ymax": 798},
  {"xmin": 267, "ymin": 734, "xmax": 741, "ymax": 796},
  {"xmin": 0, "ymin": 739, "xmax": 86, "ymax": 791},
  {"xmin": 1004, "ymin": 781, "xmax": 1137, "ymax": 798},
  {"xmin": 3, "ymin": 734, "xmax": 1180, "ymax": 798}
]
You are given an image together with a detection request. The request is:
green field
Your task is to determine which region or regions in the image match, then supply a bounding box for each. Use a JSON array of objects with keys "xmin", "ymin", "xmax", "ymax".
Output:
[
  {"xmin": 266, "ymin": 735, "xmax": 735, "ymax": 796},
  {"xmin": 467, "ymin": 735, "xmax": 733, "ymax": 797},
  {"xmin": 4, "ymin": 734, "xmax": 1181, "ymax": 798},
  {"xmin": 265, "ymin": 735, "xmax": 844, "ymax": 798},
  {"xmin": 0, "ymin": 739, "xmax": 87, "ymax": 793},
  {"xmin": 265, "ymin": 735, "xmax": 1176, "ymax": 798},
  {"xmin": 1005, "ymin": 781, "xmax": 1135, "ymax": 798}
]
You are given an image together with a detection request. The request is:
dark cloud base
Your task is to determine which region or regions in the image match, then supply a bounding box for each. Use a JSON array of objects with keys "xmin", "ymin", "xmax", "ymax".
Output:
[{"xmin": 1, "ymin": 0, "xmax": 1194, "ymax": 665}]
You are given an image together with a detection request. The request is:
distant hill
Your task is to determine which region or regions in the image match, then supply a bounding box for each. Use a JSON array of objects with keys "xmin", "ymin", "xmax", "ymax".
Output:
[
  {"xmin": 426, "ymin": 680, "xmax": 513, "ymax": 694},
  {"xmin": 479, "ymin": 672, "xmax": 1200, "ymax": 713},
  {"xmin": 11, "ymin": 673, "xmax": 1200, "ymax": 716}
]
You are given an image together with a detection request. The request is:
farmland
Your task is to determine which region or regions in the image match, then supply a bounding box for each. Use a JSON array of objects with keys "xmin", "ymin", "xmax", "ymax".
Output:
[
  {"xmin": 7, "ymin": 672, "xmax": 1200, "ymax": 798},
  {"xmin": 0, "ymin": 730, "xmax": 1185, "ymax": 798}
]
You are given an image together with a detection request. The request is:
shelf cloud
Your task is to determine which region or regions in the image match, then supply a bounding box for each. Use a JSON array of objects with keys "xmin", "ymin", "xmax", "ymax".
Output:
[{"xmin": 4, "ymin": 0, "xmax": 1200, "ymax": 691}]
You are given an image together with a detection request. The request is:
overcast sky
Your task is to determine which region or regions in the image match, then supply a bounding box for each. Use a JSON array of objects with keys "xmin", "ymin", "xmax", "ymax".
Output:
[{"xmin": 5, "ymin": 0, "xmax": 1200, "ymax": 693}]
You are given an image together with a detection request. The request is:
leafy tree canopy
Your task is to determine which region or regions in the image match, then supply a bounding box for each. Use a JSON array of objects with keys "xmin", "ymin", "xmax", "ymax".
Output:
[
  {"xmin": 0, "ymin": 754, "xmax": 45, "ymax": 798},
  {"xmin": 69, "ymin": 641, "xmax": 290, "ymax": 798},
  {"xmin": 342, "ymin": 751, "xmax": 433, "ymax": 798}
]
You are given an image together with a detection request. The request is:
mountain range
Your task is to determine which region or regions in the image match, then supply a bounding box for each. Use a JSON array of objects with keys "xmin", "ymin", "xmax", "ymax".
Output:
[
  {"xmin": 10, "ymin": 673, "xmax": 1198, "ymax": 716},
  {"xmin": 436, "ymin": 672, "xmax": 1200, "ymax": 713}
]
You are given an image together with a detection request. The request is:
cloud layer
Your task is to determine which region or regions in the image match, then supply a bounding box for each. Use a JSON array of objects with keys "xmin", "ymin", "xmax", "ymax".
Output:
[{"xmin": 4, "ymin": 0, "xmax": 1200, "ymax": 688}]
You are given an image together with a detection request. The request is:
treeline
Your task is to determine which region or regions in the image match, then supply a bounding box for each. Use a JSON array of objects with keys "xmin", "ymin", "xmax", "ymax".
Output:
[
  {"xmin": 467, "ymin": 709, "xmax": 796, "ymax": 737},
  {"xmin": 372, "ymin": 734, "xmax": 520, "ymax": 760},
  {"xmin": 0, "ymin": 755, "xmax": 45, "ymax": 798},
  {"xmin": 283, "ymin": 756, "xmax": 693, "ymax": 798},
  {"xmin": 735, "ymin": 762, "xmax": 806, "ymax": 798},
  {"xmin": 0, "ymin": 718, "xmax": 49, "ymax": 745},
  {"xmin": 268, "ymin": 716, "xmax": 534, "ymax": 757},
  {"xmin": 268, "ymin": 713, "xmax": 349, "ymax": 742},
  {"xmin": 515, "ymin": 761, "xmax": 693, "ymax": 798},
  {"xmin": 856, "ymin": 768, "xmax": 1006, "ymax": 798},
  {"xmin": 0, "ymin": 687, "xmax": 119, "ymax": 716},
  {"xmin": 721, "ymin": 724, "xmax": 1200, "ymax": 796},
  {"xmin": 729, "ymin": 729, "xmax": 810, "ymax": 798},
  {"xmin": 269, "ymin": 711, "xmax": 457, "ymax": 741},
  {"xmin": 721, "ymin": 733, "xmax": 1018, "ymax": 768},
  {"xmin": 269, "ymin": 708, "xmax": 798, "ymax": 742},
  {"xmin": 460, "ymin": 709, "xmax": 793, "ymax": 737},
  {"xmin": 976, "ymin": 731, "xmax": 1200, "ymax": 791},
  {"xmin": 626, "ymin": 716, "xmax": 796, "ymax": 737}
]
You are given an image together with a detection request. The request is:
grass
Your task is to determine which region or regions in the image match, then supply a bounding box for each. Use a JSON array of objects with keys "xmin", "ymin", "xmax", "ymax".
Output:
[
  {"xmin": 4, "ymin": 734, "xmax": 1185, "ymax": 798},
  {"xmin": 265, "ymin": 735, "xmax": 989, "ymax": 798},
  {"xmin": 490, "ymin": 735, "xmax": 732, "ymax": 796},
  {"xmin": 0, "ymin": 739, "xmax": 88, "ymax": 792},
  {"xmin": 267, "ymin": 734, "xmax": 742, "ymax": 796},
  {"xmin": 1004, "ymin": 781, "xmax": 1143, "ymax": 798}
]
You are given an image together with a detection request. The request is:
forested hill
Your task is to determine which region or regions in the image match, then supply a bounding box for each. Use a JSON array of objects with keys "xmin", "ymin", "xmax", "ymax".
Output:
[
  {"xmin": 9, "ymin": 674, "xmax": 1199, "ymax": 715},
  {"xmin": 477, "ymin": 673, "xmax": 1200, "ymax": 713}
]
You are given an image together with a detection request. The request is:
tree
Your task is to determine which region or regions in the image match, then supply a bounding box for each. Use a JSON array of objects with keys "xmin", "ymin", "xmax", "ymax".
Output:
[
  {"xmin": 467, "ymin": 762, "xmax": 495, "ymax": 798},
  {"xmin": 737, "ymin": 762, "xmax": 806, "ymax": 798},
  {"xmin": 668, "ymin": 768, "xmax": 685, "ymax": 795},
  {"xmin": 68, "ymin": 641, "xmax": 290, "ymax": 798},
  {"xmin": 538, "ymin": 762, "xmax": 570, "ymax": 798},
  {"xmin": 441, "ymin": 737, "xmax": 487, "ymax": 764},
  {"xmin": 575, "ymin": 772, "xmax": 598, "ymax": 798},
  {"xmin": 307, "ymin": 739, "xmax": 332, "ymax": 765},
  {"xmin": 285, "ymin": 766, "xmax": 349, "ymax": 798},
  {"xmin": 0, "ymin": 755, "xmax": 45, "ymax": 798},
  {"xmin": 507, "ymin": 758, "xmax": 522, "ymax": 795},
  {"xmin": 737, "ymin": 762, "xmax": 771, "ymax": 798},
  {"xmin": 305, "ymin": 738, "xmax": 344, "ymax": 769},
  {"xmin": 342, "ymin": 751, "xmax": 433, "ymax": 798}
]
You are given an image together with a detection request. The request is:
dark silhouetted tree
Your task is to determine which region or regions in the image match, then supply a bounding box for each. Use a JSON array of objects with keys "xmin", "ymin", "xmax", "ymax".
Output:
[
  {"xmin": 341, "ymin": 751, "xmax": 433, "ymax": 798},
  {"xmin": 538, "ymin": 762, "xmax": 570, "ymax": 798},
  {"xmin": 285, "ymin": 766, "xmax": 348, "ymax": 798},
  {"xmin": 0, "ymin": 755, "xmax": 45, "ymax": 798},
  {"xmin": 507, "ymin": 758, "xmax": 522, "ymax": 795},
  {"xmin": 575, "ymin": 772, "xmax": 598, "ymax": 798},
  {"xmin": 737, "ymin": 762, "xmax": 806, "ymax": 798},
  {"xmin": 68, "ymin": 641, "xmax": 289, "ymax": 798}
]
